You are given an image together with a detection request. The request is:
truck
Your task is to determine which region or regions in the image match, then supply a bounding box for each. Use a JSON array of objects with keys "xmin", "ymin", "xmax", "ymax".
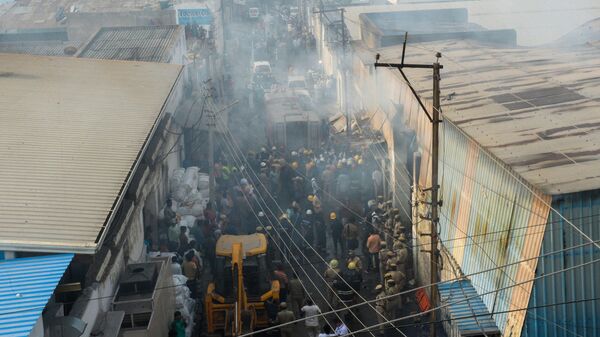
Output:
[{"xmin": 264, "ymin": 88, "xmax": 322, "ymax": 150}]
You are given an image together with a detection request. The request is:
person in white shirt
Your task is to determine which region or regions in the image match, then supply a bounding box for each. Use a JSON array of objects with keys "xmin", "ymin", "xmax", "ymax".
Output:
[
  {"xmin": 170, "ymin": 256, "xmax": 182, "ymax": 275},
  {"xmin": 301, "ymin": 299, "xmax": 321, "ymax": 337},
  {"xmin": 333, "ymin": 319, "xmax": 349, "ymax": 336}
]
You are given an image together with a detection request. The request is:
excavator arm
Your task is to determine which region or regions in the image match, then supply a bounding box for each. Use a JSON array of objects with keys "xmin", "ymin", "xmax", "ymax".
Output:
[{"xmin": 231, "ymin": 242, "xmax": 248, "ymax": 336}]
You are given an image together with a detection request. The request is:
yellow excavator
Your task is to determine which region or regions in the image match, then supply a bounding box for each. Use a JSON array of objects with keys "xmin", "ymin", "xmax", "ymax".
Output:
[{"xmin": 205, "ymin": 234, "xmax": 280, "ymax": 336}]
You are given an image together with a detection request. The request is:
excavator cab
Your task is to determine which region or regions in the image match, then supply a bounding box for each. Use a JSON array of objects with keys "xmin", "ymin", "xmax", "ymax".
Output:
[{"xmin": 206, "ymin": 234, "xmax": 280, "ymax": 336}]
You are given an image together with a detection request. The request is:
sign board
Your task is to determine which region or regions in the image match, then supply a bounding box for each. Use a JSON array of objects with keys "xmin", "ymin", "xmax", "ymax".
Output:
[
  {"xmin": 176, "ymin": 7, "xmax": 213, "ymax": 26},
  {"xmin": 248, "ymin": 7, "xmax": 259, "ymax": 18}
]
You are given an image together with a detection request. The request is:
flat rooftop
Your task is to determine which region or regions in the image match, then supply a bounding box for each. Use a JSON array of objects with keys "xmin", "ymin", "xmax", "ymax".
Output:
[
  {"xmin": 343, "ymin": 0, "xmax": 600, "ymax": 46},
  {"xmin": 361, "ymin": 40, "xmax": 600, "ymax": 194}
]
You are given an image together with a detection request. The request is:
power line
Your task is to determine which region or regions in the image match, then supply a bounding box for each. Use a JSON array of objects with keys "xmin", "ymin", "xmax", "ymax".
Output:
[
  {"xmin": 213, "ymin": 110, "xmax": 408, "ymax": 337},
  {"xmin": 375, "ymin": 46, "xmax": 600, "ymax": 255},
  {"xmin": 339, "ymin": 256, "xmax": 600, "ymax": 337},
  {"xmin": 210, "ymin": 102, "xmax": 600, "ymax": 336},
  {"xmin": 379, "ymin": 296, "xmax": 600, "ymax": 332},
  {"xmin": 235, "ymin": 236, "xmax": 600, "ymax": 337},
  {"xmin": 214, "ymin": 114, "xmax": 360, "ymax": 335}
]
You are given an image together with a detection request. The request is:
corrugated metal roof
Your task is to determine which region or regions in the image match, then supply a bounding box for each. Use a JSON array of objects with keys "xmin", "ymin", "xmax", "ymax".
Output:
[
  {"xmin": 0, "ymin": 41, "xmax": 82, "ymax": 56},
  {"xmin": 0, "ymin": 53, "xmax": 182, "ymax": 253},
  {"xmin": 0, "ymin": 254, "xmax": 74, "ymax": 337},
  {"xmin": 77, "ymin": 25, "xmax": 183, "ymax": 63},
  {"xmin": 439, "ymin": 280, "xmax": 501, "ymax": 336},
  {"xmin": 368, "ymin": 41, "xmax": 600, "ymax": 194}
]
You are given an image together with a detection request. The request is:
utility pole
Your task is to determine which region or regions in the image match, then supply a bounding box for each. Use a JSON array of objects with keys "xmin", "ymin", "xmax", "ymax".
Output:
[
  {"xmin": 207, "ymin": 100, "xmax": 216, "ymax": 204},
  {"xmin": 429, "ymin": 54, "xmax": 442, "ymax": 337},
  {"xmin": 340, "ymin": 8, "xmax": 351, "ymax": 141},
  {"xmin": 374, "ymin": 34, "xmax": 443, "ymax": 337},
  {"xmin": 312, "ymin": 6, "xmax": 349, "ymax": 141}
]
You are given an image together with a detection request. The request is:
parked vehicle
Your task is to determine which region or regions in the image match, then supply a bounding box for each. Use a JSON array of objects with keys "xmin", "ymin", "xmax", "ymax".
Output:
[
  {"xmin": 287, "ymin": 75, "xmax": 307, "ymax": 89},
  {"xmin": 253, "ymin": 61, "xmax": 272, "ymax": 74}
]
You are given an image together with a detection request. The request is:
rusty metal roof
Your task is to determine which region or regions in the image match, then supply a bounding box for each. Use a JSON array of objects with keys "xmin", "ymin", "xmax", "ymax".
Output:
[
  {"xmin": 0, "ymin": 53, "xmax": 182, "ymax": 253},
  {"xmin": 76, "ymin": 25, "xmax": 184, "ymax": 63},
  {"xmin": 370, "ymin": 40, "xmax": 600, "ymax": 194}
]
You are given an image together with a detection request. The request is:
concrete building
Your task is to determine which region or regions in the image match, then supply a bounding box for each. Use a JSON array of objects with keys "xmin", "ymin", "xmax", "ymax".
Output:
[{"xmin": 0, "ymin": 53, "xmax": 183, "ymax": 337}]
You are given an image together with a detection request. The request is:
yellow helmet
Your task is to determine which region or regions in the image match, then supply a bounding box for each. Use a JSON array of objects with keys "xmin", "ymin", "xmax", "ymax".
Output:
[
  {"xmin": 329, "ymin": 259, "xmax": 339, "ymax": 268},
  {"xmin": 291, "ymin": 161, "xmax": 299, "ymax": 170},
  {"xmin": 307, "ymin": 195, "xmax": 315, "ymax": 202},
  {"xmin": 329, "ymin": 212, "xmax": 337, "ymax": 220},
  {"xmin": 357, "ymin": 159, "xmax": 364, "ymax": 165},
  {"xmin": 348, "ymin": 262, "xmax": 357, "ymax": 270}
]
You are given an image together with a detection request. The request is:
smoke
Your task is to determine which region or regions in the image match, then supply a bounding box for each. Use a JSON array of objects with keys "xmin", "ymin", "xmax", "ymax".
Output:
[{"xmin": 456, "ymin": 0, "xmax": 600, "ymax": 46}]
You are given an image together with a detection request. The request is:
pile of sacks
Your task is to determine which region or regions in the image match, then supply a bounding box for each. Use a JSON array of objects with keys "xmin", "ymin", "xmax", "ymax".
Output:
[
  {"xmin": 173, "ymin": 274, "xmax": 195, "ymax": 337},
  {"xmin": 170, "ymin": 167, "xmax": 210, "ymax": 217}
]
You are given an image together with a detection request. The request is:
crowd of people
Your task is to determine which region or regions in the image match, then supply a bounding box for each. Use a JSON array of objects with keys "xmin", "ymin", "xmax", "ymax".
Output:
[{"xmin": 159, "ymin": 141, "xmax": 414, "ymax": 336}]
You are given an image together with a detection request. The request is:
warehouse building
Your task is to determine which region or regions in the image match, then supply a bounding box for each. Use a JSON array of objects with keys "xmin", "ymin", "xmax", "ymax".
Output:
[
  {"xmin": 0, "ymin": 53, "xmax": 183, "ymax": 337},
  {"xmin": 349, "ymin": 35, "xmax": 600, "ymax": 337},
  {"xmin": 312, "ymin": 2, "xmax": 600, "ymax": 336}
]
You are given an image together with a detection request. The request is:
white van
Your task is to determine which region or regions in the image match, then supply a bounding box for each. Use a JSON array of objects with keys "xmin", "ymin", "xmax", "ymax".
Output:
[
  {"xmin": 253, "ymin": 61, "xmax": 272, "ymax": 74},
  {"xmin": 287, "ymin": 75, "xmax": 307, "ymax": 89}
]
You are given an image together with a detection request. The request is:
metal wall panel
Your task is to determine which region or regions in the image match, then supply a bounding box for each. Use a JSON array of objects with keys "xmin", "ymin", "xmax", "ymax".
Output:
[
  {"xmin": 348, "ymin": 42, "xmax": 556, "ymax": 337},
  {"xmin": 405, "ymin": 96, "xmax": 552, "ymax": 336},
  {"xmin": 0, "ymin": 254, "xmax": 74, "ymax": 337},
  {"xmin": 522, "ymin": 190, "xmax": 600, "ymax": 337}
]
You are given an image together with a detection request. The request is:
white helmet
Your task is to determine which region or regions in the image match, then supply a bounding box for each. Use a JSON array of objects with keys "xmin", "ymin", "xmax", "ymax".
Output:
[
  {"xmin": 306, "ymin": 209, "xmax": 313, "ymax": 215},
  {"xmin": 258, "ymin": 211, "xmax": 265, "ymax": 217}
]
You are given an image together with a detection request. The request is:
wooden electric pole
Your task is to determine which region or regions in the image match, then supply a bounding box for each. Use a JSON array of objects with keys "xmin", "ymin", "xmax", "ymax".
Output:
[
  {"xmin": 313, "ymin": 7, "xmax": 349, "ymax": 141},
  {"xmin": 207, "ymin": 103, "xmax": 216, "ymax": 204},
  {"xmin": 374, "ymin": 34, "xmax": 443, "ymax": 337},
  {"xmin": 429, "ymin": 54, "xmax": 442, "ymax": 337}
]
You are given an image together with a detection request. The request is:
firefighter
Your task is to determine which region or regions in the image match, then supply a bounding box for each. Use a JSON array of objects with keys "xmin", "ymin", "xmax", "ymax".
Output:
[
  {"xmin": 388, "ymin": 262, "xmax": 406, "ymax": 290},
  {"xmin": 374, "ymin": 284, "xmax": 387, "ymax": 335},
  {"xmin": 385, "ymin": 279, "xmax": 402, "ymax": 319},
  {"xmin": 346, "ymin": 250, "xmax": 363, "ymax": 272},
  {"xmin": 324, "ymin": 259, "xmax": 341, "ymax": 302}
]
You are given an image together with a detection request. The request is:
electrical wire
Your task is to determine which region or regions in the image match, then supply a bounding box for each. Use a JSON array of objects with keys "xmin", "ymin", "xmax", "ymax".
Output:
[
  {"xmin": 234, "ymin": 235, "xmax": 600, "ymax": 336},
  {"xmin": 375, "ymin": 45, "xmax": 600, "ymax": 256},
  {"xmin": 213, "ymin": 109, "xmax": 406, "ymax": 337},
  {"xmin": 212, "ymin": 92, "xmax": 600, "ymax": 337},
  {"xmin": 214, "ymin": 113, "xmax": 365, "ymax": 335},
  {"xmin": 369, "ymin": 53, "xmax": 599, "ymax": 337},
  {"xmin": 441, "ymin": 245, "xmax": 489, "ymax": 337},
  {"xmin": 215, "ymin": 108, "xmax": 374, "ymax": 331},
  {"xmin": 338, "ymin": 256, "xmax": 600, "ymax": 337},
  {"xmin": 210, "ymin": 104, "xmax": 596, "ymax": 331},
  {"xmin": 378, "ymin": 296, "xmax": 600, "ymax": 332}
]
